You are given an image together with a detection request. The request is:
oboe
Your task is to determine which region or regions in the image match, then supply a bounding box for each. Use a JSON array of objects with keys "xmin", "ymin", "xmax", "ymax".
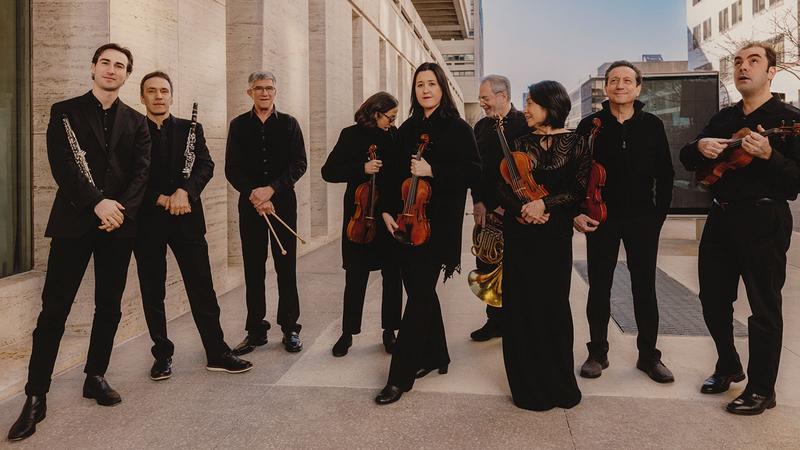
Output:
[
  {"xmin": 182, "ymin": 102, "xmax": 198, "ymax": 179},
  {"xmin": 62, "ymin": 114, "xmax": 96, "ymax": 187}
]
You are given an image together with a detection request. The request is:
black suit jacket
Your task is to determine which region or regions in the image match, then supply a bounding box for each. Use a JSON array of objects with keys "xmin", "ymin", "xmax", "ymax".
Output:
[
  {"xmin": 45, "ymin": 91, "xmax": 151, "ymax": 238},
  {"xmin": 138, "ymin": 115, "xmax": 214, "ymax": 237}
]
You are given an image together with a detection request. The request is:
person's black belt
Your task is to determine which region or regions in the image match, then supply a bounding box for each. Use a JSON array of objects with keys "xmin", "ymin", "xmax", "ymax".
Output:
[{"xmin": 713, "ymin": 197, "xmax": 776, "ymax": 211}]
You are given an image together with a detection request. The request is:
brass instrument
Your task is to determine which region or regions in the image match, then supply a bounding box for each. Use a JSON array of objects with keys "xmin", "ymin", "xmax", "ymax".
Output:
[{"xmin": 467, "ymin": 211, "xmax": 503, "ymax": 307}]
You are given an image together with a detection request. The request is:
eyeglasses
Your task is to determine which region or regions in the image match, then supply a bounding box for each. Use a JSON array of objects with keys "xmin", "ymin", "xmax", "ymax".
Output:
[
  {"xmin": 379, "ymin": 111, "xmax": 397, "ymax": 123},
  {"xmin": 251, "ymin": 86, "xmax": 276, "ymax": 94}
]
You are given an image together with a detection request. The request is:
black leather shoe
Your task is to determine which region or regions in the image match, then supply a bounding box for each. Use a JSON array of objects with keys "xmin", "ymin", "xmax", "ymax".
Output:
[
  {"xmin": 206, "ymin": 352, "xmax": 253, "ymax": 374},
  {"xmin": 150, "ymin": 357, "xmax": 172, "ymax": 381},
  {"xmin": 636, "ymin": 358, "xmax": 675, "ymax": 383},
  {"xmin": 726, "ymin": 391, "xmax": 776, "ymax": 415},
  {"xmin": 7, "ymin": 395, "xmax": 46, "ymax": 441},
  {"xmin": 470, "ymin": 320, "xmax": 501, "ymax": 342},
  {"xmin": 375, "ymin": 385, "xmax": 403, "ymax": 405},
  {"xmin": 701, "ymin": 371, "xmax": 746, "ymax": 394},
  {"xmin": 82, "ymin": 375, "xmax": 122, "ymax": 406},
  {"xmin": 282, "ymin": 331, "xmax": 303, "ymax": 353},
  {"xmin": 332, "ymin": 334, "xmax": 352, "ymax": 357},
  {"xmin": 579, "ymin": 355, "xmax": 609, "ymax": 379},
  {"xmin": 382, "ymin": 329, "xmax": 397, "ymax": 354},
  {"xmin": 231, "ymin": 334, "xmax": 268, "ymax": 356},
  {"xmin": 414, "ymin": 365, "xmax": 449, "ymax": 379}
]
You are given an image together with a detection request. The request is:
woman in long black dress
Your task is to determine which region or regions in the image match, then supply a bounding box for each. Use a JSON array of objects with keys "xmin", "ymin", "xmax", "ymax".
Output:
[
  {"xmin": 321, "ymin": 92, "xmax": 404, "ymax": 357},
  {"xmin": 374, "ymin": 62, "xmax": 481, "ymax": 404},
  {"xmin": 499, "ymin": 80, "xmax": 591, "ymax": 411}
]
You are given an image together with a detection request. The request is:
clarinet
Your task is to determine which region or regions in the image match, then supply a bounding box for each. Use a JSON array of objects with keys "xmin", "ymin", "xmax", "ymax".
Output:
[
  {"xmin": 182, "ymin": 102, "xmax": 198, "ymax": 179},
  {"xmin": 62, "ymin": 114, "xmax": 96, "ymax": 187}
]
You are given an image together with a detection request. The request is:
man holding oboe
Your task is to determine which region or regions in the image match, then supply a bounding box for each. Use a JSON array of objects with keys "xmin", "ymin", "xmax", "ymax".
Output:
[
  {"xmin": 8, "ymin": 44, "xmax": 150, "ymax": 441},
  {"xmin": 134, "ymin": 71, "xmax": 252, "ymax": 381},
  {"xmin": 225, "ymin": 71, "xmax": 308, "ymax": 355}
]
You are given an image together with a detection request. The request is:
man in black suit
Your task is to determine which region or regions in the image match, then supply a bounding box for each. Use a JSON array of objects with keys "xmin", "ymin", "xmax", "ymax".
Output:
[
  {"xmin": 225, "ymin": 71, "xmax": 307, "ymax": 355},
  {"xmin": 134, "ymin": 71, "xmax": 252, "ymax": 381},
  {"xmin": 8, "ymin": 43, "xmax": 151, "ymax": 442}
]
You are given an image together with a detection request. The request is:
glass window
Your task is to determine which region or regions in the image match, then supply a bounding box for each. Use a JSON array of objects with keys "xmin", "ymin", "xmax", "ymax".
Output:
[
  {"xmin": 719, "ymin": 8, "xmax": 729, "ymax": 32},
  {"xmin": 692, "ymin": 25, "xmax": 701, "ymax": 49},
  {"xmin": 0, "ymin": 0, "xmax": 32, "ymax": 278},
  {"xmin": 732, "ymin": 0, "xmax": 742, "ymax": 24},
  {"xmin": 753, "ymin": 0, "xmax": 766, "ymax": 14},
  {"xmin": 702, "ymin": 18, "xmax": 712, "ymax": 41},
  {"xmin": 638, "ymin": 75, "xmax": 720, "ymax": 213}
]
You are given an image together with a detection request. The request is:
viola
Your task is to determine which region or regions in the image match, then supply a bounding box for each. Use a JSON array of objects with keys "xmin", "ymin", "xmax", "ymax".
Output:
[
  {"xmin": 394, "ymin": 134, "xmax": 431, "ymax": 246},
  {"xmin": 697, "ymin": 123, "xmax": 800, "ymax": 186},
  {"xmin": 346, "ymin": 144, "xmax": 379, "ymax": 244},
  {"xmin": 583, "ymin": 118, "xmax": 607, "ymax": 223},
  {"xmin": 496, "ymin": 116, "xmax": 549, "ymax": 224}
]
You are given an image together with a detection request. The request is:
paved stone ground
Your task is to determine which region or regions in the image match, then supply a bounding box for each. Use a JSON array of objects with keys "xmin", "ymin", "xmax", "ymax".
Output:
[{"xmin": 0, "ymin": 219, "xmax": 799, "ymax": 449}]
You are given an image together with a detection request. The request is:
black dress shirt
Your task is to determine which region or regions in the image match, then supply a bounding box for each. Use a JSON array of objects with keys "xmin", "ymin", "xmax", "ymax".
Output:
[
  {"xmin": 680, "ymin": 95, "xmax": 800, "ymax": 202},
  {"xmin": 225, "ymin": 106, "xmax": 307, "ymax": 199}
]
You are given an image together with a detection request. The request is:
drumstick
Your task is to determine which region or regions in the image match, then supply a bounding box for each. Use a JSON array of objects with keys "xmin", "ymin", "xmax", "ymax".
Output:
[
  {"xmin": 261, "ymin": 212, "xmax": 287, "ymax": 255},
  {"xmin": 269, "ymin": 212, "xmax": 307, "ymax": 244}
]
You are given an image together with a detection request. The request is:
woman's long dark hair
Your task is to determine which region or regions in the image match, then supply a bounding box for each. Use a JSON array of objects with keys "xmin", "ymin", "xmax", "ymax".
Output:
[
  {"xmin": 409, "ymin": 62, "xmax": 460, "ymax": 119},
  {"xmin": 354, "ymin": 91, "xmax": 399, "ymax": 127},
  {"xmin": 527, "ymin": 80, "xmax": 571, "ymax": 129}
]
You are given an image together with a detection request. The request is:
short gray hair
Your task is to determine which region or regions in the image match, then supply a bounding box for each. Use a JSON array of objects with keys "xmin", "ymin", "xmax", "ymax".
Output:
[
  {"xmin": 481, "ymin": 74, "xmax": 511, "ymax": 96},
  {"xmin": 248, "ymin": 70, "xmax": 276, "ymax": 87}
]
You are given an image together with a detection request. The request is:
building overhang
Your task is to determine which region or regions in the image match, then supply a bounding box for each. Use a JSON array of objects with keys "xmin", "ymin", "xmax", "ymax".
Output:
[{"xmin": 411, "ymin": 0, "xmax": 470, "ymax": 40}]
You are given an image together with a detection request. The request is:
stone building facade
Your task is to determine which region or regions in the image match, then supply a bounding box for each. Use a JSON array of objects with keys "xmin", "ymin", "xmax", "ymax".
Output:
[{"xmin": 0, "ymin": 0, "xmax": 465, "ymax": 400}]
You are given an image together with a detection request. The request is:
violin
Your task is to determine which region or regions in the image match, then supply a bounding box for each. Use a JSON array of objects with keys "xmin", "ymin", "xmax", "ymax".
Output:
[
  {"xmin": 496, "ymin": 116, "xmax": 549, "ymax": 224},
  {"xmin": 583, "ymin": 118, "xmax": 607, "ymax": 223},
  {"xmin": 394, "ymin": 134, "xmax": 431, "ymax": 246},
  {"xmin": 697, "ymin": 123, "xmax": 800, "ymax": 186},
  {"xmin": 346, "ymin": 144, "xmax": 379, "ymax": 244}
]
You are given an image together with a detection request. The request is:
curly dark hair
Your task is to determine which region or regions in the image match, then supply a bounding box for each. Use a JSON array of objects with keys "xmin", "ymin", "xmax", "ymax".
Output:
[{"xmin": 354, "ymin": 91, "xmax": 399, "ymax": 127}]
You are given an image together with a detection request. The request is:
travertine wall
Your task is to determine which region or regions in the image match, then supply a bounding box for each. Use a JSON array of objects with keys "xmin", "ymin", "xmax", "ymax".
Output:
[{"xmin": 0, "ymin": 0, "xmax": 463, "ymax": 350}]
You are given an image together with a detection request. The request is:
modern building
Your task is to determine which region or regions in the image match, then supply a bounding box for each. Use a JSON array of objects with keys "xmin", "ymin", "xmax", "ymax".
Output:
[
  {"xmin": 0, "ymin": 0, "xmax": 467, "ymax": 400},
  {"xmin": 413, "ymin": 0, "xmax": 484, "ymax": 124},
  {"xmin": 687, "ymin": 0, "xmax": 800, "ymax": 107},
  {"xmin": 566, "ymin": 59, "xmax": 719, "ymax": 214}
]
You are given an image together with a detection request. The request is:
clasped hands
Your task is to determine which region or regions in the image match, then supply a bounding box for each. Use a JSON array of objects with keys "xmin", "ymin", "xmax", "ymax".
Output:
[
  {"xmin": 698, "ymin": 125, "xmax": 772, "ymax": 161},
  {"xmin": 520, "ymin": 199, "xmax": 549, "ymax": 224},
  {"xmin": 156, "ymin": 188, "xmax": 192, "ymax": 216},
  {"xmin": 249, "ymin": 185, "xmax": 275, "ymax": 215}
]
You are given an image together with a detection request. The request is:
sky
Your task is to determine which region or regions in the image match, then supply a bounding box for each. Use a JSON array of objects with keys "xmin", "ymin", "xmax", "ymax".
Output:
[{"xmin": 482, "ymin": 0, "xmax": 688, "ymax": 100}]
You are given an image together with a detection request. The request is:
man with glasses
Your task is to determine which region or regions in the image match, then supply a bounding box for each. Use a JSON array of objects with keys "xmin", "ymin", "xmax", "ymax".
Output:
[
  {"xmin": 468, "ymin": 75, "xmax": 529, "ymax": 342},
  {"xmin": 225, "ymin": 71, "xmax": 308, "ymax": 355}
]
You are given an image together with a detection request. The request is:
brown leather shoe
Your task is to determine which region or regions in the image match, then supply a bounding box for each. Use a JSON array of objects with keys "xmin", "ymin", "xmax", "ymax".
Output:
[
  {"xmin": 636, "ymin": 358, "xmax": 674, "ymax": 383},
  {"xmin": 580, "ymin": 356, "xmax": 609, "ymax": 378}
]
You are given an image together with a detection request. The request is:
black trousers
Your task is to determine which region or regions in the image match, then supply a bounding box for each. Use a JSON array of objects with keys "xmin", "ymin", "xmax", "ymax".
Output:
[
  {"xmin": 476, "ymin": 258, "xmax": 502, "ymax": 322},
  {"xmin": 387, "ymin": 246, "xmax": 449, "ymax": 391},
  {"xmin": 341, "ymin": 264, "xmax": 402, "ymax": 335},
  {"xmin": 134, "ymin": 222, "xmax": 229, "ymax": 361},
  {"xmin": 585, "ymin": 213, "xmax": 664, "ymax": 361},
  {"xmin": 26, "ymin": 232, "xmax": 133, "ymax": 395},
  {"xmin": 239, "ymin": 191, "xmax": 300, "ymax": 335},
  {"xmin": 699, "ymin": 201, "xmax": 792, "ymax": 396}
]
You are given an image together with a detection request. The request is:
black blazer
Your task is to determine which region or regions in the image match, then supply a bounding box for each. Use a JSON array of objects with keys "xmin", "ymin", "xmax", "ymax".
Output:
[
  {"xmin": 321, "ymin": 124, "xmax": 400, "ymax": 270},
  {"xmin": 45, "ymin": 91, "xmax": 151, "ymax": 238},
  {"xmin": 137, "ymin": 115, "xmax": 214, "ymax": 238}
]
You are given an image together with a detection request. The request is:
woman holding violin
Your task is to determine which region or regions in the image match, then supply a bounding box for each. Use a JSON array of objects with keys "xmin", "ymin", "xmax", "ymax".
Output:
[
  {"xmin": 374, "ymin": 62, "xmax": 481, "ymax": 405},
  {"xmin": 321, "ymin": 92, "xmax": 404, "ymax": 357},
  {"xmin": 498, "ymin": 80, "xmax": 591, "ymax": 411}
]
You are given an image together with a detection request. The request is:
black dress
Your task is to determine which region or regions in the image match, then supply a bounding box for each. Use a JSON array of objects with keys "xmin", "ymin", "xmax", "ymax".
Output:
[
  {"xmin": 498, "ymin": 131, "xmax": 591, "ymax": 411},
  {"xmin": 321, "ymin": 124, "xmax": 403, "ymax": 335},
  {"xmin": 379, "ymin": 108, "xmax": 481, "ymax": 391}
]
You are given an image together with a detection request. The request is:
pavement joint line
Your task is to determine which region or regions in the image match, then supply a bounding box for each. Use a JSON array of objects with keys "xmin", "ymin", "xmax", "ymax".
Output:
[{"xmin": 564, "ymin": 409, "xmax": 577, "ymax": 450}]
